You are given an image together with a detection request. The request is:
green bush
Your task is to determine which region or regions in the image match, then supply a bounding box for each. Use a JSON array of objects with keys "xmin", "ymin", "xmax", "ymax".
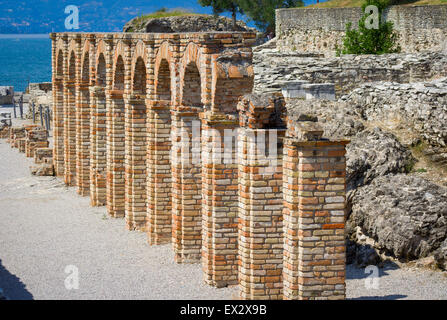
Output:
[{"xmin": 337, "ymin": 0, "xmax": 401, "ymax": 55}]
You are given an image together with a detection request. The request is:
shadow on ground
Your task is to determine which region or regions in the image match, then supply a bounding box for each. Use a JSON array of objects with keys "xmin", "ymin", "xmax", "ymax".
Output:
[
  {"xmin": 0, "ymin": 258, "xmax": 33, "ymax": 300},
  {"xmin": 347, "ymin": 260, "xmax": 400, "ymax": 280},
  {"xmin": 350, "ymin": 294, "xmax": 407, "ymax": 300}
]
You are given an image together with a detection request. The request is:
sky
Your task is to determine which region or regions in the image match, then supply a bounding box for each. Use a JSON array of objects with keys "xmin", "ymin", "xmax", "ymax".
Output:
[{"xmin": 0, "ymin": 0, "xmax": 319, "ymax": 33}]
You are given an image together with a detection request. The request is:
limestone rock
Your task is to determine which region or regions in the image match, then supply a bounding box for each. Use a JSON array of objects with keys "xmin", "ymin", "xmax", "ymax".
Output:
[
  {"xmin": 434, "ymin": 239, "xmax": 447, "ymax": 270},
  {"xmin": 346, "ymin": 128, "xmax": 415, "ymax": 191},
  {"xmin": 123, "ymin": 15, "xmax": 253, "ymax": 33},
  {"xmin": 348, "ymin": 174, "xmax": 447, "ymax": 261}
]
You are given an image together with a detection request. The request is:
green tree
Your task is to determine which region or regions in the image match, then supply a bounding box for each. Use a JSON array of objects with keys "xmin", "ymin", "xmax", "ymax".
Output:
[
  {"xmin": 338, "ymin": 0, "xmax": 401, "ymax": 55},
  {"xmin": 238, "ymin": 0, "xmax": 304, "ymax": 34},
  {"xmin": 198, "ymin": 0, "xmax": 243, "ymax": 29}
]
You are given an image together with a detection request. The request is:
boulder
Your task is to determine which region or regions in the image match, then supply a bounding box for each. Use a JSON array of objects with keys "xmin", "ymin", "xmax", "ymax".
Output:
[
  {"xmin": 348, "ymin": 174, "xmax": 447, "ymax": 261},
  {"xmin": 434, "ymin": 238, "xmax": 447, "ymax": 270},
  {"xmin": 346, "ymin": 128, "xmax": 415, "ymax": 191}
]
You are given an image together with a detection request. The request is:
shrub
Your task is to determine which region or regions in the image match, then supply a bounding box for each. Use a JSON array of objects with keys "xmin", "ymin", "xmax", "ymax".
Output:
[{"xmin": 337, "ymin": 0, "xmax": 401, "ymax": 55}]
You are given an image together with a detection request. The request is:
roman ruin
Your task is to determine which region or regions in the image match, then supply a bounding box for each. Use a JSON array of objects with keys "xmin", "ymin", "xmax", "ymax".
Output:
[{"xmin": 46, "ymin": 31, "xmax": 349, "ymax": 300}]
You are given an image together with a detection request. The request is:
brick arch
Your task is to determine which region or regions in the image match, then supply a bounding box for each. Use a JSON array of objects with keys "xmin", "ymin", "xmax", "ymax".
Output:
[
  {"xmin": 55, "ymin": 37, "xmax": 65, "ymax": 78},
  {"xmin": 131, "ymin": 40, "xmax": 148, "ymax": 95},
  {"xmin": 68, "ymin": 50, "xmax": 76, "ymax": 79},
  {"xmin": 95, "ymin": 39, "xmax": 106, "ymax": 85},
  {"xmin": 112, "ymin": 40, "xmax": 126, "ymax": 90},
  {"xmin": 81, "ymin": 40, "xmax": 91, "ymax": 83},
  {"xmin": 67, "ymin": 39, "xmax": 78, "ymax": 79},
  {"xmin": 154, "ymin": 41, "xmax": 174, "ymax": 102},
  {"xmin": 56, "ymin": 49, "xmax": 64, "ymax": 78},
  {"xmin": 179, "ymin": 42, "xmax": 205, "ymax": 107}
]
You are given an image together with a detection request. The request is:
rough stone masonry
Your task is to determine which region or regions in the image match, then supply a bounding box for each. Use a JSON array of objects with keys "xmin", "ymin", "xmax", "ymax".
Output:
[{"xmin": 50, "ymin": 32, "xmax": 349, "ymax": 300}]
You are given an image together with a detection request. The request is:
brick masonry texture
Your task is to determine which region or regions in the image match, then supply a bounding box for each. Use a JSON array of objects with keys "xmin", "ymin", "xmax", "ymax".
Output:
[
  {"xmin": 49, "ymin": 31, "xmax": 349, "ymax": 300},
  {"xmin": 276, "ymin": 5, "xmax": 447, "ymax": 56}
]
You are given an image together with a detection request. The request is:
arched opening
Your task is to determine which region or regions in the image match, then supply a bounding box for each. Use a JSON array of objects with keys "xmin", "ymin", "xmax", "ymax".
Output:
[
  {"xmin": 156, "ymin": 59, "xmax": 171, "ymax": 101},
  {"xmin": 96, "ymin": 54, "xmax": 106, "ymax": 87},
  {"xmin": 114, "ymin": 56, "xmax": 124, "ymax": 90},
  {"xmin": 147, "ymin": 57, "xmax": 172, "ymax": 244},
  {"xmin": 106, "ymin": 54, "xmax": 126, "ymax": 218},
  {"xmin": 90, "ymin": 53, "xmax": 107, "ymax": 206},
  {"xmin": 181, "ymin": 62, "xmax": 202, "ymax": 108},
  {"xmin": 64, "ymin": 50, "xmax": 77, "ymax": 186},
  {"xmin": 77, "ymin": 51, "xmax": 91, "ymax": 196},
  {"xmin": 54, "ymin": 49, "xmax": 65, "ymax": 177},
  {"xmin": 172, "ymin": 59, "xmax": 203, "ymax": 262},
  {"xmin": 133, "ymin": 57, "xmax": 146, "ymax": 95},
  {"xmin": 125, "ymin": 56, "xmax": 148, "ymax": 231}
]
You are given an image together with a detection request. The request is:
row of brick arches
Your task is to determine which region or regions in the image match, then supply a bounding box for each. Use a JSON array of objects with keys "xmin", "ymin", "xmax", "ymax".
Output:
[{"xmin": 51, "ymin": 32, "xmax": 348, "ymax": 300}]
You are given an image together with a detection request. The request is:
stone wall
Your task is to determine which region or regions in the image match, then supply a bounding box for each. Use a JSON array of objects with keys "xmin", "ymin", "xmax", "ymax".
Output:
[
  {"xmin": 253, "ymin": 50, "xmax": 447, "ymax": 97},
  {"xmin": 50, "ymin": 32, "xmax": 349, "ymax": 300},
  {"xmin": 276, "ymin": 5, "xmax": 447, "ymax": 56}
]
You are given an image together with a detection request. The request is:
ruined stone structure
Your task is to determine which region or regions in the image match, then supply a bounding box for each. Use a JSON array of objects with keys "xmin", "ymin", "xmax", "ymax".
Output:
[
  {"xmin": 276, "ymin": 5, "xmax": 447, "ymax": 56},
  {"xmin": 50, "ymin": 32, "xmax": 348, "ymax": 300}
]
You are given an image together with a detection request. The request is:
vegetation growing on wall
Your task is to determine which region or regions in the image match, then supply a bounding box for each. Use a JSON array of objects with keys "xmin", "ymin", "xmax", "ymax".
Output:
[{"xmin": 337, "ymin": 0, "xmax": 401, "ymax": 55}]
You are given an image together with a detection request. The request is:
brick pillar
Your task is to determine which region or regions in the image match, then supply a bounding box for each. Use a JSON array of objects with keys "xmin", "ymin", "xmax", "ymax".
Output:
[
  {"xmin": 171, "ymin": 111, "xmax": 202, "ymax": 263},
  {"xmin": 76, "ymin": 79, "xmax": 90, "ymax": 196},
  {"xmin": 106, "ymin": 89, "xmax": 126, "ymax": 218},
  {"xmin": 201, "ymin": 116, "xmax": 239, "ymax": 288},
  {"xmin": 124, "ymin": 93, "xmax": 147, "ymax": 231},
  {"xmin": 238, "ymin": 128, "xmax": 285, "ymax": 300},
  {"xmin": 147, "ymin": 100, "xmax": 172, "ymax": 244},
  {"xmin": 64, "ymin": 77, "xmax": 77, "ymax": 186},
  {"xmin": 283, "ymin": 123, "xmax": 348, "ymax": 300},
  {"xmin": 51, "ymin": 35, "xmax": 65, "ymax": 177},
  {"xmin": 90, "ymin": 86, "xmax": 107, "ymax": 206},
  {"xmin": 63, "ymin": 39, "xmax": 77, "ymax": 186}
]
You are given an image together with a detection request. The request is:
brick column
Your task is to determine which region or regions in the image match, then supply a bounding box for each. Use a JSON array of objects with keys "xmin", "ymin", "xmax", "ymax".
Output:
[
  {"xmin": 201, "ymin": 115, "xmax": 239, "ymax": 288},
  {"xmin": 106, "ymin": 89, "xmax": 126, "ymax": 218},
  {"xmin": 238, "ymin": 128, "xmax": 285, "ymax": 300},
  {"xmin": 147, "ymin": 100, "xmax": 172, "ymax": 244},
  {"xmin": 51, "ymin": 34, "xmax": 65, "ymax": 177},
  {"xmin": 125, "ymin": 93, "xmax": 147, "ymax": 231},
  {"xmin": 171, "ymin": 110, "xmax": 202, "ymax": 263},
  {"xmin": 283, "ymin": 122, "xmax": 348, "ymax": 300},
  {"xmin": 63, "ymin": 38, "xmax": 78, "ymax": 186},
  {"xmin": 90, "ymin": 86, "xmax": 107, "ymax": 206},
  {"xmin": 76, "ymin": 78, "xmax": 90, "ymax": 196}
]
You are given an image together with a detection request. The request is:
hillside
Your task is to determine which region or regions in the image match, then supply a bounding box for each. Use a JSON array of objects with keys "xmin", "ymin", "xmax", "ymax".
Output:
[{"xmin": 307, "ymin": 0, "xmax": 447, "ymax": 8}]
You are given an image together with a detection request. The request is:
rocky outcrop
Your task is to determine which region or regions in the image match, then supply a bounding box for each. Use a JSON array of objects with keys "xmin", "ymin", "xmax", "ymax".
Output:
[
  {"xmin": 346, "ymin": 128, "xmax": 415, "ymax": 192},
  {"xmin": 123, "ymin": 15, "xmax": 253, "ymax": 33},
  {"xmin": 341, "ymin": 77, "xmax": 447, "ymax": 166},
  {"xmin": 287, "ymin": 100, "xmax": 415, "ymax": 192},
  {"xmin": 348, "ymin": 174, "xmax": 447, "ymax": 261},
  {"xmin": 434, "ymin": 238, "xmax": 447, "ymax": 270},
  {"xmin": 253, "ymin": 50, "xmax": 447, "ymax": 96}
]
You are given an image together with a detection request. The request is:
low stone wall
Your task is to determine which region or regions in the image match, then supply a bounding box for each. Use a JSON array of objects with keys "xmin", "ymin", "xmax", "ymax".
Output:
[
  {"xmin": 253, "ymin": 50, "xmax": 447, "ymax": 96},
  {"xmin": 0, "ymin": 86, "xmax": 14, "ymax": 105},
  {"xmin": 276, "ymin": 5, "xmax": 447, "ymax": 56}
]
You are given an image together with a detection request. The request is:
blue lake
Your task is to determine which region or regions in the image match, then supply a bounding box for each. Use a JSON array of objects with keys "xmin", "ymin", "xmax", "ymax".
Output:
[{"xmin": 0, "ymin": 34, "xmax": 52, "ymax": 92}]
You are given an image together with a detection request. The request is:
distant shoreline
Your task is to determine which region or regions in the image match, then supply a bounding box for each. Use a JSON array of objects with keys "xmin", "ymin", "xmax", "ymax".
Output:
[{"xmin": 0, "ymin": 34, "xmax": 50, "ymax": 39}]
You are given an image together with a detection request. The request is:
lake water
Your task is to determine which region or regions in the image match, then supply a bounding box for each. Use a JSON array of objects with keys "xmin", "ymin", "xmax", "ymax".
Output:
[{"xmin": 0, "ymin": 34, "xmax": 52, "ymax": 92}]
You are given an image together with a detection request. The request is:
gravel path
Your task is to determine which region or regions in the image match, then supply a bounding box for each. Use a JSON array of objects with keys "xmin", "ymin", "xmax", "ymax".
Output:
[{"xmin": 0, "ymin": 133, "xmax": 446, "ymax": 300}]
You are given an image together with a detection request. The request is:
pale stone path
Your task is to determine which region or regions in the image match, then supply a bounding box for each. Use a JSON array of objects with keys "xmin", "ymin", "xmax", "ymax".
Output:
[{"xmin": 1, "ymin": 138, "xmax": 447, "ymax": 300}]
